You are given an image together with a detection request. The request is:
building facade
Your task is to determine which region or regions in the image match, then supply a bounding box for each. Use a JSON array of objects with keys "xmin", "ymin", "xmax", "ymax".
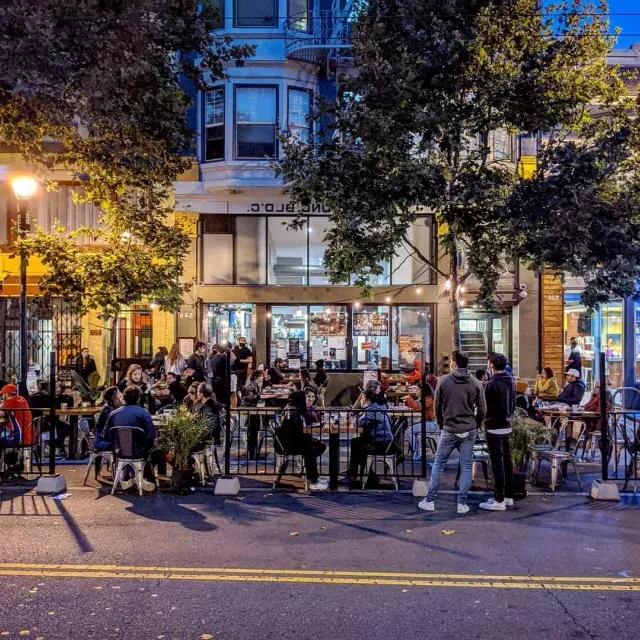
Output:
[{"xmin": 173, "ymin": 0, "xmax": 539, "ymax": 387}]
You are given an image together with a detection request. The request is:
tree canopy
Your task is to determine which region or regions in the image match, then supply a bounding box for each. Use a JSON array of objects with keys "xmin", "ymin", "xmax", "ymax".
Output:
[{"xmin": 278, "ymin": 0, "xmax": 626, "ymax": 347}]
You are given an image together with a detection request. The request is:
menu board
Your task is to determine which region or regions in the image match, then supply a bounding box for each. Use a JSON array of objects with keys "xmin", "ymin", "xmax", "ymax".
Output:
[
  {"xmin": 353, "ymin": 312, "xmax": 389, "ymax": 336},
  {"xmin": 310, "ymin": 312, "xmax": 347, "ymax": 337},
  {"xmin": 398, "ymin": 335, "xmax": 423, "ymax": 358}
]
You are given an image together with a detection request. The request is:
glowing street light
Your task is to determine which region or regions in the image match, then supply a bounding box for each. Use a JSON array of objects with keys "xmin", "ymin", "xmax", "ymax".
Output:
[{"xmin": 11, "ymin": 175, "xmax": 38, "ymax": 200}]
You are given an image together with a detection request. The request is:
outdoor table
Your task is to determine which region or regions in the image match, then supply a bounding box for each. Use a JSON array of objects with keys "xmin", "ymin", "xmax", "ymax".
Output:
[
  {"xmin": 53, "ymin": 406, "xmax": 100, "ymax": 459},
  {"xmin": 385, "ymin": 386, "xmax": 420, "ymax": 405}
]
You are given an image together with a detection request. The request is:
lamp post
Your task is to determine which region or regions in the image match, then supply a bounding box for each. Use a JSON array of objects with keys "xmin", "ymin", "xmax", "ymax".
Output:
[{"xmin": 10, "ymin": 175, "xmax": 38, "ymax": 397}]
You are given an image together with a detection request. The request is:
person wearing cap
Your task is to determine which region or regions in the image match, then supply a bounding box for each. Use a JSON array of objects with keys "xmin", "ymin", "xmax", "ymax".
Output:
[
  {"xmin": 0, "ymin": 384, "xmax": 34, "ymax": 447},
  {"xmin": 556, "ymin": 369, "xmax": 586, "ymax": 407}
]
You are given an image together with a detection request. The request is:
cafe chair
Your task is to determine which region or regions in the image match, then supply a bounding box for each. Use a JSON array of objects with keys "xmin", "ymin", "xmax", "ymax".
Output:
[
  {"xmin": 18, "ymin": 416, "xmax": 45, "ymax": 475},
  {"xmin": 191, "ymin": 450, "xmax": 208, "ymax": 486},
  {"xmin": 110, "ymin": 426, "xmax": 154, "ymax": 496},
  {"xmin": 534, "ymin": 420, "xmax": 586, "ymax": 491},
  {"xmin": 81, "ymin": 419, "xmax": 114, "ymax": 485},
  {"xmin": 360, "ymin": 422, "xmax": 405, "ymax": 491},
  {"xmin": 271, "ymin": 422, "xmax": 308, "ymax": 492}
]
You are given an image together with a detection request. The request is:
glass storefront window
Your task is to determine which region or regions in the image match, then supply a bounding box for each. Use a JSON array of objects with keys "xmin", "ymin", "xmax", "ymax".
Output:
[
  {"xmin": 392, "ymin": 306, "xmax": 431, "ymax": 370},
  {"xmin": 236, "ymin": 217, "xmax": 267, "ymax": 284},
  {"xmin": 203, "ymin": 304, "xmax": 255, "ymax": 349},
  {"xmin": 267, "ymin": 217, "xmax": 308, "ymax": 285},
  {"xmin": 601, "ymin": 301, "xmax": 623, "ymax": 389},
  {"xmin": 309, "ymin": 305, "xmax": 348, "ymax": 369},
  {"xmin": 352, "ymin": 305, "xmax": 390, "ymax": 369},
  {"xmin": 393, "ymin": 219, "xmax": 433, "ymax": 285},
  {"xmin": 270, "ymin": 305, "xmax": 308, "ymax": 369}
]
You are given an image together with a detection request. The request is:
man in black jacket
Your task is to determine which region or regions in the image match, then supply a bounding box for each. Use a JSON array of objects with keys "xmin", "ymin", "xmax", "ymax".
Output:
[
  {"xmin": 185, "ymin": 341, "xmax": 207, "ymax": 385},
  {"xmin": 480, "ymin": 352, "xmax": 516, "ymax": 512}
]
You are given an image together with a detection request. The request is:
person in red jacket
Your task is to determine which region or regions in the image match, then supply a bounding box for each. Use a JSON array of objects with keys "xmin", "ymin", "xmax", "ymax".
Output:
[{"xmin": 0, "ymin": 384, "xmax": 34, "ymax": 446}]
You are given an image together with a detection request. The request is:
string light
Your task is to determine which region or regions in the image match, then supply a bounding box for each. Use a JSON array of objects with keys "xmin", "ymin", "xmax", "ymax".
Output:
[
  {"xmin": 385, "ymin": 296, "xmax": 391, "ymax": 303},
  {"xmin": 415, "ymin": 287, "xmax": 423, "ymax": 294},
  {"xmin": 354, "ymin": 301, "xmax": 361, "ymax": 309}
]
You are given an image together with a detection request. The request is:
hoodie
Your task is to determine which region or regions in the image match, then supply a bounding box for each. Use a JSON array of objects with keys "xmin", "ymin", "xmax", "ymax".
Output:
[
  {"xmin": 434, "ymin": 369, "xmax": 486, "ymax": 434},
  {"xmin": 483, "ymin": 370, "xmax": 516, "ymax": 434}
]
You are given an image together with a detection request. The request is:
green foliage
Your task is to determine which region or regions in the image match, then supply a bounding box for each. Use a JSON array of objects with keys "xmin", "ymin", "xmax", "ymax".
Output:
[
  {"xmin": 508, "ymin": 106, "xmax": 640, "ymax": 309},
  {"xmin": 0, "ymin": 0, "xmax": 253, "ymax": 321},
  {"xmin": 511, "ymin": 409, "xmax": 554, "ymax": 471},
  {"xmin": 157, "ymin": 406, "xmax": 209, "ymax": 470},
  {"xmin": 277, "ymin": 0, "xmax": 624, "ymax": 342}
]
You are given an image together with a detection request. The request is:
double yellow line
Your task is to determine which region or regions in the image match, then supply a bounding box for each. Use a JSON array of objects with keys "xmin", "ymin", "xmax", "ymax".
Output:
[{"xmin": 0, "ymin": 563, "xmax": 638, "ymax": 591}]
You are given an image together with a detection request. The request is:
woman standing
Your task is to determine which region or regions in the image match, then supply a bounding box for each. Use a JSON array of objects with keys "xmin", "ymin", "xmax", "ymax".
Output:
[{"xmin": 165, "ymin": 343, "xmax": 186, "ymax": 378}]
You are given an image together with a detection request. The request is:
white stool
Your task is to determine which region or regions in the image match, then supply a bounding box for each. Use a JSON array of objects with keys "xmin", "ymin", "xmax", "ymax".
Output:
[
  {"xmin": 84, "ymin": 451, "xmax": 114, "ymax": 485},
  {"xmin": 111, "ymin": 458, "xmax": 147, "ymax": 496}
]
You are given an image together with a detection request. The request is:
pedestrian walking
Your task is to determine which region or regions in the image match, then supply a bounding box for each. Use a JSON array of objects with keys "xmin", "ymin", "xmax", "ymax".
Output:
[
  {"xmin": 418, "ymin": 350, "xmax": 486, "ymax": 515},
  {"xmin": 479, "ymin": 352, "xmax": 515, "ymax": 512}
]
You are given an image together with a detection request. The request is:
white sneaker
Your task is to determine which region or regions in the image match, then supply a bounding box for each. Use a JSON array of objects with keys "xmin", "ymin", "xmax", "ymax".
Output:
[
  {"xmin": 504, "ymin": 498, "xmax": 514, "ymax": 507},
  {"xmin": 479, "ymin": 498, "xmax": 507, "ymax": 511},
  {"xmin": 141, "ymin": 480, "xmax": 156, "ymax": 492},
  {"xmin": 418, "ymin": 499, "xmax": 435, "ymax": 512},
  {"xmin": 309, "ymin": 480, "xmax": 329, "ymax": 491},
  {"xmin": 119, "ymin": 479, "xmax": 134, "ymax": 491},
  {"xmin": 457, "ymin": 503, "xmax": 470, "ymax": 515}
]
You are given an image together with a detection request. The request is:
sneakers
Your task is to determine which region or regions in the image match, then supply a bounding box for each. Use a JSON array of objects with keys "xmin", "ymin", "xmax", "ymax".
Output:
[
  {"xmin": 309, "ymin": 479, "xmax": 329, "ymax": 491},
  {"xmin": 479, "ymin": 498, "xmax": 507, "ymax": 511},
  {"xmin": 141, "ymin": 480, "xmax": 156, "ymax": 492},
  {"xmin": 457, "ymin": 503, "xmax": 470, "ymax": 514},
  {"xmin": 417, "ymin": 499, "xmax": 435, "ymax": 512},
  {"xmin": 504, "ymin": 498, "xmax": 514, "ymax": 507}
]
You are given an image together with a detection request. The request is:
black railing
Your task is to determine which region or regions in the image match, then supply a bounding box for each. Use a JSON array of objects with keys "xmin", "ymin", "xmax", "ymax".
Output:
[{"xmin": 284, "ymin": 11, "xmax": 355, "ymax": 64}]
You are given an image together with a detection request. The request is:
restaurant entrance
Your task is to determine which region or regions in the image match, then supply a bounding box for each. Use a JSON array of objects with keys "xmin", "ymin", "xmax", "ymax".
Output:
[{"xmin": 459, "ymin": 310, "xmax": 511, "ymax": 372}]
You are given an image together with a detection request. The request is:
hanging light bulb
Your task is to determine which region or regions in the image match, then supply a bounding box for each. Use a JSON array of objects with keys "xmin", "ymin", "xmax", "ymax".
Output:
[
  {"xmin": 385, "ymin": 296, "xmax": 391, "ymax": 303},
  {"xmin": 354, "ymin": 301, "xmax": 362, "ymax": 309},
  {"xmin": 415, "ymin": 287, "xmax": 423, "ymax": 295}
]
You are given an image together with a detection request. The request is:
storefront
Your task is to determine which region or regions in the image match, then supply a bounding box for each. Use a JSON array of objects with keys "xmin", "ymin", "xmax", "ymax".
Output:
[
  {"xmin": 459, "ymin": 309, "xmax": 512, "ymax": 372},
  {"xmin": 202, "ymin": 303, "xmax": 256, "ymax": 348}
]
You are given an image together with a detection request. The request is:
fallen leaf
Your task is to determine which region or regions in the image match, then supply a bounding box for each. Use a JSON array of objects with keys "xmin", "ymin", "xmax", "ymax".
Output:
[
  {"xmin": 401, "ymin": 589, "xmax": 408, "ymax": 593},
  {"xmin": 289, "ymin": 531, "xmax": 300, "ymax": 536},
  {"xmin": 19, "ymin": 632, "xmax": 30, "ymax": 637},
  {"xmin": 200, "ymin": 635, "xmax": 215, "ymax": 640},
  {"xmin": 151, "ymin": 594, "xmax": 158, "ymax": 598},
  {"xmin": 36, "ymin": 637, "xmax": 45, "ymax": 640},
  {"xmin": 93, "ymin": 586, "xmax": 103, "ymax": 590},
  {"xmin": 47, "ymin": 612, "xmax": 55, "ymax": 616},
  {"xmin": 28, "ymin": 588, "xmax": 38, "ymax": 593},
  {"xmin": 441, "ymin": 529, "xmax": 456, "ymax": 536},
  {"xmin": 319, "ymin": 526, "xmax": 327, "ymax": 530},
  {"xmin": 111, "ymin": 586, "xmax": 121, "ymax": 590},
  {"xmin": 1, "ymin": 633, "xmax": 10, "ymax": 637},
  {"xmin": 405, "ymin": 529, "xmax": 413, "ymax": 533}
]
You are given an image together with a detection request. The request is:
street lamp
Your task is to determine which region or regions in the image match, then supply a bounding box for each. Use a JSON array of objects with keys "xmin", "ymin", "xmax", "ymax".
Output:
[{"xmin": 11, "ymin": 175, "xmax": 38, "ymax": 397}]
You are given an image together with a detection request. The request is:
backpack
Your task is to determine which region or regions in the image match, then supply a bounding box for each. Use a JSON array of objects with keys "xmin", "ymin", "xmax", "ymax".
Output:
[{"xmin": 0, "ymin": 412, "xmax": 22, "ymax": 447}]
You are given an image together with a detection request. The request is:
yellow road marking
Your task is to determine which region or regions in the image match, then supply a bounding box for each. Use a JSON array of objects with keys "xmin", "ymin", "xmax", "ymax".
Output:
[{"xmin": 0, "ymin": 563, "xmax": 637, "ymax": 591}]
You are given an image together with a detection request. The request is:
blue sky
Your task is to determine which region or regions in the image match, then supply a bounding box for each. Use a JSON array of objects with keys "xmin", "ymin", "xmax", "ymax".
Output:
[{"xmin": 606, "ymin": 0, "xmax": 640, "ymax": 47}]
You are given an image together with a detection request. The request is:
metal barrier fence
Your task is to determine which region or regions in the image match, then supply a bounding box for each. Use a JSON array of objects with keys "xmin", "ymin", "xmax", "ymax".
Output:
[
  {"xmin": 606, "ymin": 407, "xmax": 640, "ymax": 492},
  {"xmin": 223, "ymin": 407, "xmax": 432, "ymax": 488}
]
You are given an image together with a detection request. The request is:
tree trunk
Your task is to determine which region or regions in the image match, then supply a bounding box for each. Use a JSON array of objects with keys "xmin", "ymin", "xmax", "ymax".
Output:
[
  {"xmin": 103, "ymin": 316, "xmax": 118, "ymax": 386},
  {"xmin": 449, "ymin": 239, "xmax": 461, "ymax": 350}
]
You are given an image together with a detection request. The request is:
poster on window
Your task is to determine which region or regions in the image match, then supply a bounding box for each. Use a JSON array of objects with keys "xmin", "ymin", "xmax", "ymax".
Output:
[
  {"xmin": 398, "ymin": 335, "xmax": 424, "ymax": 362},
  {"xmin": 310, "ymin": 312, "xmax": 347, "ymax": 337},
  {"xmin": 288, "ymin": 337, "xmax": 301, "ymax": 357},
  {"xmin": 353, "ymin": 312, "xmax": 389, "ymax": 336}
]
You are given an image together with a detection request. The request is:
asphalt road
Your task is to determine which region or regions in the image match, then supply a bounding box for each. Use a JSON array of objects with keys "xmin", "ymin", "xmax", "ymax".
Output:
[{"xmin": 0, "ymin": 484, "xmax": 638, "ymax": 640}]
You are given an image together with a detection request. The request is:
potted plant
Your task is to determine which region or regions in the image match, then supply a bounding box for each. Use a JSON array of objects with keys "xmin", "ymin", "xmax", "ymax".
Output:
[
  {"xmin": 511, "ymin": 409, "xmax": 554, "ymax": 499},
  {"xmin": 157, "ymin": 406, "xmax": 208, "ymax": 492}
]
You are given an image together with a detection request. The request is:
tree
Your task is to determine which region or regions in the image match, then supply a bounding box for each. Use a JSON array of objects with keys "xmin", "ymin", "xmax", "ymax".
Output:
[
  {"xmin": 509, "ymin": 105, "xmax": 640, "ymax": 310},
  {"xmin": 278, "ymin": 0, "xmax": 624, "ymax": 348},
  {"xmin": 0, "ymin": 0, "xmax": 253, "ymax": 379}
]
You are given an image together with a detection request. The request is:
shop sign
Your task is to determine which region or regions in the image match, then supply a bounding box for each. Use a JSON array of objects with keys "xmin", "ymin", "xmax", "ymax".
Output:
[{"xmin": 244, "ymin": 202, "xmax": 331, "ymax": 214}]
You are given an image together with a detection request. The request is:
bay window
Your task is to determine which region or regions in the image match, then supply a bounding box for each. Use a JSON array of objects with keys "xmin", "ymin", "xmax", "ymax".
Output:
[
  {"xmin": 288, "ymin": 87, "xmax": 311, "ymax": 142},
  {"xmin": 235, "ymin": 86, "xmax": 277, "ymax": 159},
  {"xmin": 205, "ymin": 87, "xmax": 225, "ymax": 161}
]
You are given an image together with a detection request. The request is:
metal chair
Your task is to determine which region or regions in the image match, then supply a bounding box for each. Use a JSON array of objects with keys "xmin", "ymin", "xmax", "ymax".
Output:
[
  {"xmin": 271, "ymin": 421, "xmax": 308, "ymax": 491},
  {"xmin": 534, "ymin": 420, "xmax": 586, "ymax": 491},
  {"xmin": 360, "ymin": 420, "xmax": 404, "ymax": 491},
  {"xmin": 81, "ymin": 419, "xmax": 114, "ymax": 485},
  {"xmin": 110, "ymin": 426, "xmax": 153, "ymax": 496}
]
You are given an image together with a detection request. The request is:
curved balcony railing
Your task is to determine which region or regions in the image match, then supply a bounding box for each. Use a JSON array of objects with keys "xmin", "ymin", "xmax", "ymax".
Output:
[{"xmin": 284, "ymin": 11, "xmax": 355, "ymax": 64}]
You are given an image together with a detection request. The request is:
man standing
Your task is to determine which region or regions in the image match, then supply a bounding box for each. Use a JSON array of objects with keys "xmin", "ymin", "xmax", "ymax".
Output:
[
  {"xmin": 479, "ymin": 353, "xmax": 515, "ymax": 512},
  {"xmin": 564, "ymin": 337, "xmax": 582, "ymax": 377},
  {"xmin": 418, "ymin": 350, "xmax": 486, "ymax": 515},
  {"xmin": 211, "ymin": 343, "xmax": 235, "ymax": 407},
  {"xmin": 186, "ymin": 341, "xmax": 207, "ymax": 385},
  {"xmin": 232, "ymin": 336, "xmax": 253, "ymax": 387},
  {"xmin": 75, "ymin": 348, "xmax": 99, "ymax": 386}
]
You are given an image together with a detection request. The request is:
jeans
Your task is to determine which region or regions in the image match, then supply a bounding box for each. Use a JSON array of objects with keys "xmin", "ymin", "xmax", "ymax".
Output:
[
  {"xmin": 486, "ymin": 432, "xmax": 514, "ymax": 502},
  {"xmin": 427, "ymin": 429, "xmax": 477, "ymax": 505}
]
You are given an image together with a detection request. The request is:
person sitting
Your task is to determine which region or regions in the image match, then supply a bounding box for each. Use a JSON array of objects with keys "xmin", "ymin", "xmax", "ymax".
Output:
[
  {"xmin": 104, "ymin": 385, "xmax": 156, "ymax": 491},
  {"xmin": 406, "ymin": 360, "xmax": 422, "ymax": 385},
  {"xmin": 275, "ymin": 390, "xmax": 327, "ymax": 491},
  {"xmin": 404, "ymin": 382, "xmax": 437, "ymax": 461},
  {"xmin": 166, "ymin": 372, "xmax": 188, "ymax": 406},
  {"xmin": 267, "ymin": 358, "xmax": 286, "ymax": 385},
  {"xmin": 556, "ymin": 369, "xmax": 586, "ymax": 407},
  {"xmin": 194, "ymin": 383, "xmax": 223, "ymax": 445},
  {"xmin": 117, "ymin": 364, "xmax": 153, "ymax": 412},
  {"xmin": 0, "ymin": 384, "xmax": 34, "ymax": 449},
  {"xmin": 304, "ymin": 388, "xmax": 322, "ymax": 426},
  {"xmin": 347, "ymin": 389, "xmax": 396, "ymax": 486},
  {"xmin": 29, "ymin": 382, "xmax": 73, "ymax": 456},
  {"xmin": 515, "ymin": 379, "xmax": 530, "ymax": 412},
  {"xmin": 533, "ymin": 367, "xmax": 560, "ymax": 401},
  {"xmin": 299, "ymin": 368, "xmax": 316, "ymax": 392},
  {"xmin": 183, "ymin": 382, "xmax": 199, "ymax": 412},
  {"xmin": 314, "ymin": 360, "xmax": 328, "ymax": 388},
  {"xmin": 92, "ymin": 386, "xmax": 123, "ymax": 478},
  {"xmin": 581, "ymin": 380, "xmax": 613, "ymax": 459}
]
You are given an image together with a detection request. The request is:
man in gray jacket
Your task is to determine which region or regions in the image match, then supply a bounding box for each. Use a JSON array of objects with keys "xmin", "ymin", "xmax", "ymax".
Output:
[{"xmin": 418, "ymin": 350, "xmax": 486, "ymax": 514}]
